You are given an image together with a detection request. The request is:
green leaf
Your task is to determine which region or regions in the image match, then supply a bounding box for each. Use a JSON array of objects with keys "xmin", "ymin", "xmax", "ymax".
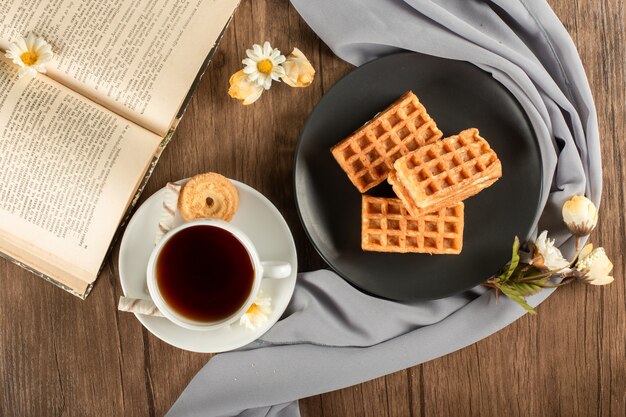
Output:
[
  {"xmin": 497, "ymin": 236, "xmax": 521, "ymax": 282},
  {"xmin": 511, "ymin": 264, "xmax": 541, "ymax": 279},
  {"xmin": 498, "ymin": 282, "xmax": 536, "ymax": 314},
  {"xmin": 507, "ymin": 278, "xmax": 548, "ymax": 297}
]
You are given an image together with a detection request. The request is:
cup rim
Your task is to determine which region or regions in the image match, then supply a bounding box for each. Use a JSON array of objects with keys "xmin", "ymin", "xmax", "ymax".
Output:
[{"xmin": 146, "ymin": 219, "xmax": 262, "ymax": 331}]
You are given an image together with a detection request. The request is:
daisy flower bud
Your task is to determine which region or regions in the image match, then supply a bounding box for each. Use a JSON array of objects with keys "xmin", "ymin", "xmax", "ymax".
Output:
[
  {"xmin": 562, "ymin": 195, "xmax": 598, "ymax": 236},
  {"xmin": 228, "ymin": 70, "xmax": 264, "ymax": 105},
  {"xmin": 281, "ymin": 48, "xmax": 315, "ymax": 88}
]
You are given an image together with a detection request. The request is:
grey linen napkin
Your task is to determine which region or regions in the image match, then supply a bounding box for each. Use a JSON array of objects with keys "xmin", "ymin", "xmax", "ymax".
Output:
[{"xmin": 166, "ymin": 0, "xmax": 601, "ymax": 416}]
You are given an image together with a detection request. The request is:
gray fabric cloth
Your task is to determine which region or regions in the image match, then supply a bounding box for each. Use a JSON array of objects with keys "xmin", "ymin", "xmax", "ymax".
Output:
[{"xmin": 166, "ymin": 1, "xmax": 601, "ymax": 416}]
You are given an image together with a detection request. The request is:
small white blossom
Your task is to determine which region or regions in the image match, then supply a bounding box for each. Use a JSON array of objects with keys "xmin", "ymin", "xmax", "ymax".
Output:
[
  {"xmin": 575, "ymin": 244, "xmax": 614, "ymax": 285},
  {"xmin": 532, "ymin": 231, "xmax": 569, "ymax": 272}
]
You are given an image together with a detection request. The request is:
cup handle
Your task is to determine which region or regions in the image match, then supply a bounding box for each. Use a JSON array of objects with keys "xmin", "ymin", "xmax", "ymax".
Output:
[{"xmin": 260, "ymin": 261, "xmax": 292, "ymax": 279}]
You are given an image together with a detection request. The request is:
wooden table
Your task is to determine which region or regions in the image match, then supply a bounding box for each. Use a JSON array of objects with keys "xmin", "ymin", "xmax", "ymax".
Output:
[{"xmin": 1, "ymin": 1, "xmax": 624, "ymax": 416}]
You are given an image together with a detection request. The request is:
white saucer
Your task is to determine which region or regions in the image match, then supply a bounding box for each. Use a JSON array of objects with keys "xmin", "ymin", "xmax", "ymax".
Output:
[{"xmin": 118, "ymin": 179, "xmax": 298, "ymax": 353}]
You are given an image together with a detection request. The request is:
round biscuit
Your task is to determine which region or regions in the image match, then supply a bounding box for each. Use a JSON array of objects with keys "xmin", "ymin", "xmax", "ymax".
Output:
[{"xmin": 178, "ymin": 173, "xmax": 239, "ymax": 221}]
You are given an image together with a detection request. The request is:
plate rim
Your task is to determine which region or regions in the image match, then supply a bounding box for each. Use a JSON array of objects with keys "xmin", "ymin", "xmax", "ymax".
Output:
[{"xmin": 293, "ymin": 51, "xmax": 544, "ymax": 301}]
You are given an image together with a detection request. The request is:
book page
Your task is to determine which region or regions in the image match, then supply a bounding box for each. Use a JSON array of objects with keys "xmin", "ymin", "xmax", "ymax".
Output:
[
  {"xmin": 0, "ymin": 0, "xmax": 239, "ymax": 136},
  {"xmin": 0, "ymin": 58, "xmax": 162, "ymax": 289}
]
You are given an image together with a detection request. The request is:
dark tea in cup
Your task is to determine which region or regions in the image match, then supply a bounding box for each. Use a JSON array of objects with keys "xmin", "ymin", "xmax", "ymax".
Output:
[{"xmin": 155, "ymin": 225, "xmax": 255, "ymax": 322}]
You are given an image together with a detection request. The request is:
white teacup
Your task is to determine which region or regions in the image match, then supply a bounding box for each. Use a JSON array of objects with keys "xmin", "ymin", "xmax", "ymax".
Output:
[{"xmin": 146, "ymin": 219, "xmax": 291, "ymax": 331}]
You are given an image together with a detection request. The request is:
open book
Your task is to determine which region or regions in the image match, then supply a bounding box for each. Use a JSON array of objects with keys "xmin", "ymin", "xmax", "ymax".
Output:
[{"xmin": 0, "ymin": 0, "xmax": 240, "ymax": 298}]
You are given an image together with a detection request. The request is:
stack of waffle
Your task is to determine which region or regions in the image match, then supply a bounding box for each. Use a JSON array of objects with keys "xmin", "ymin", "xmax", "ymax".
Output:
[{"xmin": 331, "ymin": 92, "xmax": 502, "ymax": 255}]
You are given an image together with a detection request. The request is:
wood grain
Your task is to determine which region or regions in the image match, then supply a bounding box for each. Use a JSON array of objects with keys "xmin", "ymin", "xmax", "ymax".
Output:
[{"xmin": 0, "ymin": 0, "xmax": 623, "ymax": 416}]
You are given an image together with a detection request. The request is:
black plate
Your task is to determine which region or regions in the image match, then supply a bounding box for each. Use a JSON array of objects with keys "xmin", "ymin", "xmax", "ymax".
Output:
[{"xmin": 294, "ymin": 52, "xmax": 542, "ymax": 301}]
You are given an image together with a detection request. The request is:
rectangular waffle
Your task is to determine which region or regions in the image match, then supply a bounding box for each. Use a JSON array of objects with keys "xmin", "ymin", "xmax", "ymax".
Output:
[
  {"xmin": 389, "ymin": 128, "xmax": 501, "ymax": 217},
  {"xmin": 331, "ymin": 91, "xmax": 443, "ymax": 193},
  {"xmin": 361, "ymin": 195, "xmax": 464, "ymax": 254}
]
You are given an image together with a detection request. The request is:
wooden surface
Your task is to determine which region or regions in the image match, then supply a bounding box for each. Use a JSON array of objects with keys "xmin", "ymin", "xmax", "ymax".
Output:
[{"xmin": 1, "ymin": 0, "xmax": 624, "ymax": 416}]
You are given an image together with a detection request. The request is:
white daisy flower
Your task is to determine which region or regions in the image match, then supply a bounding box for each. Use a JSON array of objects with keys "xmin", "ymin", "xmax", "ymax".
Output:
[
  {"xmin": 239, "ymin": 291, "xmax": 272, "ymax": 330},
  {"xmin": 5, "ymin": 34, "xmax": 53, "ymax": 78},
  {"xmin": 242, "ymin": 41, "xmax": 286, "ymax": 90}
]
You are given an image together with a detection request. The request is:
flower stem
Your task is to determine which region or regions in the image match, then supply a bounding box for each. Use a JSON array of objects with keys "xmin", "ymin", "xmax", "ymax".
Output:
[
  {"xmin": 515, "ymin": 247, "xmax": 584, "ymax": 283},
  {"xmin": 513, "ymin": 268, "xmax": 568, "ymax": 282},
  {"xmin": 540, "ymin": 278, "xmax": 576, "ymax": 288}
]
